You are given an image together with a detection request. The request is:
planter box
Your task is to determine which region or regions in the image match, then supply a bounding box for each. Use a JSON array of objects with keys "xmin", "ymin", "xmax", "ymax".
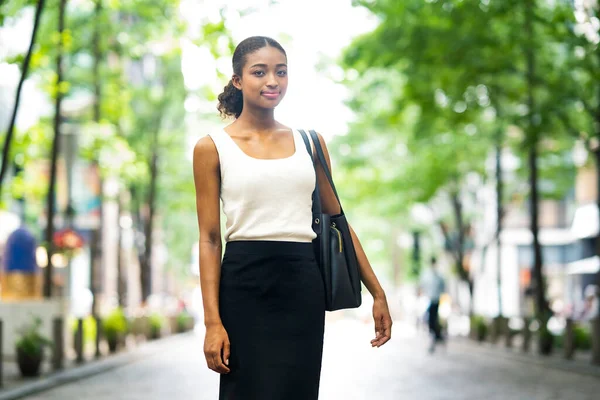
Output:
[{"xmin": 0, "ymin": 299, "xmax": 68, "ymax": 358}]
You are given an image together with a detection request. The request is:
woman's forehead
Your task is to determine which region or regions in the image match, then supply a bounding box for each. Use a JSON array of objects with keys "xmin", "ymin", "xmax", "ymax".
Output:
[{"xmin": 244, "ymin": 47, "xmax": 287, "ymax": 67}]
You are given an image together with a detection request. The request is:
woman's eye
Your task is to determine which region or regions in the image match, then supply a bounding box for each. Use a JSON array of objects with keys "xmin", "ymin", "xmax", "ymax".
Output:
[
  {"xmin": 253, "ymin": 71, "xmax": 265, "ymax": 76},
  {"xmin": 278, "ymin": 70, "xmax": 287, "ymax": 76}
]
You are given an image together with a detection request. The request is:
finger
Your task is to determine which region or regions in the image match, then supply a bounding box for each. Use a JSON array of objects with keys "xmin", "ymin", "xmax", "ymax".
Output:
[
  {"xmin": 374, "ymin": 317, "xmax": 382, "ymax": 336},
  {"xmin": 375, "ymin": 321, "xmax": 392, "ymax": 347},
  {"xmin": 377, "ymin": 329, "xmax": 392, "ymax": 347},
  {"xmin": 371, "ymin": 331, "xmax": 382, "ymax": 344},
  {"xmin": 371, "ymin": 319, "xmax": 387, "ymax": 346},
  {"xmin": 212, "ymin": 352, "xmax": 230, "ymax": 374},
  {"xmin": 223, "ymin": 341, "xmax": 231, "ymax": 366},
  {"xmin": 372, "ymin": 320, "xmax": 383, "ymax": 335},
  {"xmin": 205, "ymin": 349, "xmax": 228, "ymax": 374},
  {"xmin": 205, "ymin": 352, "xmax": 215, "ymax": 371},
  {"xmin": 371, "ymin": 330, "xmax": 383, "ymax": 343}
]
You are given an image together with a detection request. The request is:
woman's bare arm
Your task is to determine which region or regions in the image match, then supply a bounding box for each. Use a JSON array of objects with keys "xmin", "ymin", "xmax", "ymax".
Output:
[
  {"xmin": 193, "ymin": 136, "xmax": 230, "ymax": 373},
  {"xmin": 313, "ymin": 132, "xmax": 392, "ymax": 347},
  {"xmin": 312, "ymin": 132, "xmax": 385, "ymax": 299}
]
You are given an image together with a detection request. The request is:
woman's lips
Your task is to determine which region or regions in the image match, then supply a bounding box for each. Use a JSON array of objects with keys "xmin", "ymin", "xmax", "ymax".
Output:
[{"xmin": 261, "ymin": 92, "xmax": 279, "ymax": 99}]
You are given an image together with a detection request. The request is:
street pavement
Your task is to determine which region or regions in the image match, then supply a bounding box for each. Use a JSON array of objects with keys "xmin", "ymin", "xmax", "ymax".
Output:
[{"xmin": 20, "ymin": 319, "xmax": 600, "ymax": 400}]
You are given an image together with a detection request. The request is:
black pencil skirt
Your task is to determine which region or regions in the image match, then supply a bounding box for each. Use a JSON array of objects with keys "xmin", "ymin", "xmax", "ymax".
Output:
[{"xmin": 218, "ymin": 240, "xmax": 326, "ymax": 400}]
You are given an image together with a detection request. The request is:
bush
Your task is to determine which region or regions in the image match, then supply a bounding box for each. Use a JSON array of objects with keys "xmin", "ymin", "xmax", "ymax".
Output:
[
  {"xmin": 102, "ymin": 308, "xmax": 128, "ymax": 342},
  {"xmin": 176, "ymin": 310, "xmax": 194, "ymax": 333},
  {"xmin": 538, "ymin": 327, "xmax": 554, "ymax": 355},
  {"xmin": 15, "ymin": 316, "xmax": 53, "ymax": 357},
  {"xmin": 15, "ymin": 316, "xmax": 53, "ymax": 377},
  {"xmin": 102, "ymin": 308, "xmax": 129, "ymax": 353},
  {"xmin": 554, "ymin": 332, "xmax": 564, "ymax": 349},
  {"xmin": 574, "ymin": 325, "xmax": 592, "ymax": 350},
  {"xmin": 471, "ymin": 315, "xmax": 488, "ymax": 341},
  {"xmin": 70, "ymin": 316, "xmax": 97, "ymax": 345},
  {"xmin": 148, "ymin": 313, "xmax": 164, "ymax": 339}
]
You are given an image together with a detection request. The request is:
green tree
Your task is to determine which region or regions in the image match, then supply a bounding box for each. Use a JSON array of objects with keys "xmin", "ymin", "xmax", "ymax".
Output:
[
  {"xmin": 1, "ymin": 0, "xmax": 238, "ymax": 307},
  {"xmin": 549, "ymin": 0, "xmax": 600, "ymax": 365},
  {"xmin": 0, "ymin": 0, "xmax": 46, "ymax": 201},
  {"xmin": 339, "ymin": 1, "xmax": 496, "ymax": 310},
  {"xmin": 341, "ymin": 0, "xmax": 578, "ymax": 329}
]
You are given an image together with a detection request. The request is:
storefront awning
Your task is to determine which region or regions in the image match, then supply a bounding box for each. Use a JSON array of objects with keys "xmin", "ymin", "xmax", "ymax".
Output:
[
  {"xmin": 571, "ymin": 203, "xmax": 599, "ymax": 239},
  {"xmin": 566, "ymin": 256, "xmax": 600, "ymax": 275}
]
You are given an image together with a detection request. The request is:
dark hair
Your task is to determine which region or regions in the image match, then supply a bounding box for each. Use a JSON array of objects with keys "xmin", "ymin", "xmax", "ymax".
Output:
[{"xmin": 217, "ymin": 36, "xmax": 287, "ymax": 119}]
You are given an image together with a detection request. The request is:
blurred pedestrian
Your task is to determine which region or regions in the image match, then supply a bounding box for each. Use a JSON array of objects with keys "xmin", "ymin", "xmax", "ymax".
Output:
[
  {"xmin": 192, "ymin": 36, "xmax": 393, "ymax": 400},
  {"xmin": 578, "ymin": 284, "xmax": 599, "ymax": 322},
  {"xmin": 419, "ymin": 256, "xmax": 446, "ymax": 353}
]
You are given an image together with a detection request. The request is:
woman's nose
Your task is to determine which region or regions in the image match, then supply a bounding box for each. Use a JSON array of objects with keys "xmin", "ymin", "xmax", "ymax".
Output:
[{"xmin": 266, "ymin": 73, "xmax": 279, "ymax": 88}]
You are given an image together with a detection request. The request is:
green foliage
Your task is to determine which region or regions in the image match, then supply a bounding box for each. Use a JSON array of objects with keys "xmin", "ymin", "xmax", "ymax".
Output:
[
  {"xmin": 15, "ymin": 315, "xmax": 53, "ymax": 357},
  {"xmin": 574, "ymin": 324, "xmax": 593, "ymax": 350},
  {"xmin": 332, "ymin": 0, "xmax": 590, "ymax": 290},
  {"xmin": 70, "ymin": 315, "xmax": 98, "ymax": 345},
  {"xmin": 148, "ymin": 313, "xmax": 164, "ymax": 337},
  {"xmin": 470, "ymin": 315, "xmax": 488, "ymax": 341},
  {"xmin": 176, "ymin": 310, "xmax": 194, "ymax": 332},
  {"xmin": 102, "ymin": 307, "xmax": 129, "ymax": 341},
  {"xmin": 0, "ymin": 0, "xmax": 239, "ymax": 286}
]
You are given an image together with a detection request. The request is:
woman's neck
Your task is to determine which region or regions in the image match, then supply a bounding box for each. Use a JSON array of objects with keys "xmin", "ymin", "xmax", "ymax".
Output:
[{"xmin": 234, "ymin": 107, "xmax": 278, "ymax": 132}]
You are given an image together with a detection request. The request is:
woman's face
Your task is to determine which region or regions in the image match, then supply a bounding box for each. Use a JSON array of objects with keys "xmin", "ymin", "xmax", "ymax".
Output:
[{"xmin": 233, "ymin": 46, "xmax": 288, "ymax": 111}]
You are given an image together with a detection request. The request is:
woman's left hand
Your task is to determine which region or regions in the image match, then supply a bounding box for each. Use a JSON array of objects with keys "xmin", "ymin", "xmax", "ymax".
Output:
[{"xmin": 371, "ymin": 295, "xmax": 392, "ymax": 348}]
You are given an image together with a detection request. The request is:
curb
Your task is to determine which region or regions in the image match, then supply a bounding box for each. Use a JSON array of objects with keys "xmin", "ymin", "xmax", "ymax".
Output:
[
  {"xmin": 450, "ymin": 337, "xmax": 600, "ymax": 379},
  {"xmin": 0, "ymin": 332, "xmax": 193, "ymax": 400}
]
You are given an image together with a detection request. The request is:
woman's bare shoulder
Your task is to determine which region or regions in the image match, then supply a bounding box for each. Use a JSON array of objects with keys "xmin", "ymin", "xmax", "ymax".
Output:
[
  {"xmin": 194, "ymin": 135, "xmax": 218, "ymax": 155},
  {"xmin": 193, "ymin": 135, "xmax": 219, "ymax": 167}
]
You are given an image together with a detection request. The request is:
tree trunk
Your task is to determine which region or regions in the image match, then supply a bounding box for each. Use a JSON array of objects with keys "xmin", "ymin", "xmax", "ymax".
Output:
[
  {"xmin": 0, "ymin": 0, "xmax": 46, "ymax": 198},
  {"xmin": 90, "ymin": 0, "xmax": 103, "ymax": 323},
  {"xmin": 449, "ymin": 191, "xmax": 474, "ymax": 314},
  {"xmin": 116, "ymin": 193, "xmax": 126, "ymax": 307},
  {"xmin": 528, "ymin": 145, "xmax": 547, "ymax": 313},
  {"xmin": 89, "ymin": 225, "xmax": 102, "ymax": 324},
  {"xmin": 130, "ymin": 186, "xmax": 144, "ymax": 259},
  {"xmin": 496, "ymin": 128, "xmax": 504, "ymax": 317},
  {"xmin": 594, "ymin": 149, "xmax": 600, "ymax": 271},
  {"xmin": 594, "ymin": 25, "xmax": 600, "ymax": 364},
  {"xmin": 43, "ymin": 0, "xmax": 67, "ymax": 298},
  {"xmin": 593, "ymin": 148, "xmax": 600, "ymax": 365},
  {"xmin": 525, "ymin": 0, "xmax": 549, "ymax": 324},
  {"xmin": 92, "ymin": 0, "xmax": 102, "ymax": 122},
  {"xmin": 141, "ymin": 146, "xmax": 158, "ymax": 303},
  {"xmin": 450, "ymin": 192, "xmax": 465, "ymax": 276}
]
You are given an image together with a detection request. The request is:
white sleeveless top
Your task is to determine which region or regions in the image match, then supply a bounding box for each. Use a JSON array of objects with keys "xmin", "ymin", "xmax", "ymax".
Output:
[{"xmin": 208, "ymin": 129, "xmax": 317, "ymax": 243}]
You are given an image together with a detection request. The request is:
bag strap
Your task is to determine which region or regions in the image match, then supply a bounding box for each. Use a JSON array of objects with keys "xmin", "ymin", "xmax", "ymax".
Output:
[
  {"xmin": 298, "ymin": 129, "xmax": 322, "ymax": 215},
  {"xmin": 299, "ymin": 129, "xmax": 344, "ymax": 214},
  {"xmin": 308, "ymin": 130, "xmax": 344, "ymax": 214}
]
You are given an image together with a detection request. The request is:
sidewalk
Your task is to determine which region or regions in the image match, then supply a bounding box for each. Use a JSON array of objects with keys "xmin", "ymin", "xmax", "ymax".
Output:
[
  {"xmin": 6, "ymin": 320, "xmax": 600, "ymax": 400},
  {"xmin": 450, "ymin": 336, "xmax": 600, "ymax": 379},
  {"xmin": 393, "ymin": 318, "xmax": 600, "ymax": 378},
  {"xmin": 0, "ymin": 333, "xmax": 192, "ymax": 400}
]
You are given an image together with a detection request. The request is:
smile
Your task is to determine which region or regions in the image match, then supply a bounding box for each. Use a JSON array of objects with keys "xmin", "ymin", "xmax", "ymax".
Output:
[{"xmin": 261, "ymin": 92, "xmax": 280, "ymax": 99}]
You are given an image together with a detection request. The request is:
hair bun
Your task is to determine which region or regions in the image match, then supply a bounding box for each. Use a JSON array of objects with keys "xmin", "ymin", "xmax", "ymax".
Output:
[{"xmin": 217, "ymin": 80, "xmax": 243, "ymax": 119}]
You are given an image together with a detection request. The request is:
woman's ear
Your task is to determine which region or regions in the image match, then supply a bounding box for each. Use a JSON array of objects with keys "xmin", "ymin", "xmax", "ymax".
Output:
[{"xmin": 232, "ymin": 75, "xmax": 242, "ymax": 90}]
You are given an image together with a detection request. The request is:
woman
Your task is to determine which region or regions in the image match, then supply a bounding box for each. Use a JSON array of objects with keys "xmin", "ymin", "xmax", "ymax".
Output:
[{"xmin": 192, "ymin": 36, "xmax": 392, "ymax": 400}]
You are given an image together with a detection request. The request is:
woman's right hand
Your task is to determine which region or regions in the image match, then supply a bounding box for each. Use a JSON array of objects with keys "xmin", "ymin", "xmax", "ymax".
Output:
[{"xmin": 204, "ymin": 323, "xmax": 231, "ymax": 374}]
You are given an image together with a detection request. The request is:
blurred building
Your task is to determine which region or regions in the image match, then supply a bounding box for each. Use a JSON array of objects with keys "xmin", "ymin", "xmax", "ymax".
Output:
[
  {"xmin": 470, "ymin": 149, "xmax": 586, "ymax": 319},
  {"xmin": 568, "ymin": 161, "xmax": 599, "ymax": 318}
]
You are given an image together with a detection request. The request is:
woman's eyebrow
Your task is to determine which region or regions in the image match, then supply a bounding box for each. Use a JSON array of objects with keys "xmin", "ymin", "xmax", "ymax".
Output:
[{"xmin": 249, "ymin": 63, "xmax": 288, "ymax": 68}]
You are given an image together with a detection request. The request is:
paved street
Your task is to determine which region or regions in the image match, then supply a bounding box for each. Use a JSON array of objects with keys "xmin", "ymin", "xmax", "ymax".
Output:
[{"xmin": 21, "ymin": 319, "xmax": 600, "ymax": 400}]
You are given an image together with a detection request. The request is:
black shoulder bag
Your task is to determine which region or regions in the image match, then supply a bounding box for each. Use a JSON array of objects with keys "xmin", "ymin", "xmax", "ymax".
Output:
[{"xmin": 298, "ymin": 129, "xmax": 362, "ymax": 311}]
